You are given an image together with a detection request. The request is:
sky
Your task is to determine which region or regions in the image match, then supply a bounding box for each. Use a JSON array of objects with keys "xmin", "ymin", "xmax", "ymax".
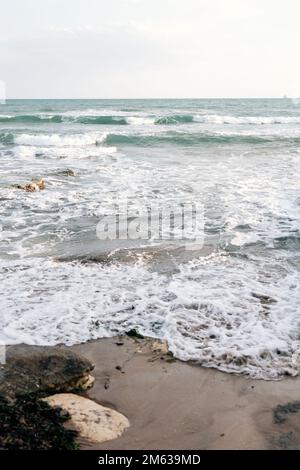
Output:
[{"xmin": 0, "ymin": 0, "xmax": 300, "ymax": 98}]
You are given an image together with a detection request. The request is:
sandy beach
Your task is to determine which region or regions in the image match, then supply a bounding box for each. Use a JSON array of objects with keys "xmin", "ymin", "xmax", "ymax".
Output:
[{"xmin": 71, "ymin": 337, "xmax": 300, "ymax": 450}]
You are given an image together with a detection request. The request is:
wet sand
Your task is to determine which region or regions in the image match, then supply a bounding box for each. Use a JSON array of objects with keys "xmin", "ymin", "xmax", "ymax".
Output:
[{"xmin": 71, "ymin": 337, "xmax": 300, "ymax": 450}]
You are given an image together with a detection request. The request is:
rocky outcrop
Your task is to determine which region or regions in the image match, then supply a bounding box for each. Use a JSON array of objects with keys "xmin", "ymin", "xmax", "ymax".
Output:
[
  {"xmin": 0, "ymin": 344, "xmax": 94, "ymax": 400},
  {"xmin": 12, "ymin": 179, "xmax": 45, "ymax": 192},
  {"xmin": 61, "ymin": 169, "xmax": 76, "ymax": 177},
  {"xmin": 44, "ymin": 394, "xmax": 129, "ymax": 444},
  {"xmin": 0, "ymin": 344, "xmax": 131, "ymax": 448}
]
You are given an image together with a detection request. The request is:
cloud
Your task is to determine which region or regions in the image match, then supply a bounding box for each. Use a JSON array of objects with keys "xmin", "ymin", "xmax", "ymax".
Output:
[{"xmin": 1, "ymin": 0, "xmax": 300, "ymax": 97}]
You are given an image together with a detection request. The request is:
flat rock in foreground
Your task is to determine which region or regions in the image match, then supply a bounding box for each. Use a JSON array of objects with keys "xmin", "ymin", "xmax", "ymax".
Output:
[
  {"xmin": 44, "ymin": 393, "xmax": 130, "ymax": 444},
  {"xmin": 0, "ymin": 344, "xmax": 94, "ymax": 399}
]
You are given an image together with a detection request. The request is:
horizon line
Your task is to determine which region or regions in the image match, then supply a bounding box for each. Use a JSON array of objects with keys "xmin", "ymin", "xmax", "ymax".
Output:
[{"xmin": 3, "ymin": 97, "xmax": 289, "ymax": 101}]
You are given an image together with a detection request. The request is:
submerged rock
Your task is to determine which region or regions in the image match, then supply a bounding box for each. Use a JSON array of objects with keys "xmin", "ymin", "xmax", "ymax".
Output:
[
  {"xmin": 53, "ymin": 168, "xmax": 76, "ymax": 177},
  {"xmin": 0, "ymin": 344, "xmax": 94, "ymax": 400},
  {"xmin": 251, "ymin": 292, "xmax": 277, "ymax": 305},
  {"xmin": 63, "ymin": 169, "xmax": 76, "ymax": 177},
  {"xmin": 44, "ymin": 393, "xmax": 130, "ymax": 444},
  {"xmin": 12, "ymin": 179, "xmax": 45, "ymax": 192}
]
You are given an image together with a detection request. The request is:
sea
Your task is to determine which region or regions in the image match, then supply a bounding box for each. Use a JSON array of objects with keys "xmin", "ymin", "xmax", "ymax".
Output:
[{"xmin": 0, "ymin": 98, "xmax": 299, "ymax": 379}]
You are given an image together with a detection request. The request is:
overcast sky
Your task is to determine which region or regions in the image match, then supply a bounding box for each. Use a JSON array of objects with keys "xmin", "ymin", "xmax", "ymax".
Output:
[{"xmin": 1, "ymin": 0, "xmax": 300, "ymax": 98}]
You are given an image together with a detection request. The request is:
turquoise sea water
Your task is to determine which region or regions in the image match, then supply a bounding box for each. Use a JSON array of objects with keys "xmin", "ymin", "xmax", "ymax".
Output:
[{"xmin": 0, "ymin": 99, "xmax": 300, "ymax": 378}]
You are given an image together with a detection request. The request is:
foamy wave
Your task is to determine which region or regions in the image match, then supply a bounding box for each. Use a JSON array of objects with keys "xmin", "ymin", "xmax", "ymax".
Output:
[
  {"xmin": 0, "ymin": 111, "xmax": 155, "ymax": 126},
  {"xmin": 15, "ymin": 133, "xmax": 104, "ymax": 147},
  {"xmin": 126, "ymin": 116, "xmax": 155, "ymax": 125},
  {"xmin": 0, "ymin": 132, "xmax": 14, "ymax": 146},
  {"xmin": 0, "ymin": 114, "xmax": 63, "ymax": 124},
  {"xmin": 13, "ymin": 144, "xmax": 117, "ymax": 159},
  {"xmin": 99, "ymin": 130, "xmax": 300, "ymax": 147},
  {"xmin": 0, "ymin": 255, "xmax": 299, "ymax": 379},
  {"xmin": 2, "ymin": 111, "xmax": 300, "ymax": 126},
  {"xmin": 194, "ymin": 114, "xmax": 300, "ymax": 125}
]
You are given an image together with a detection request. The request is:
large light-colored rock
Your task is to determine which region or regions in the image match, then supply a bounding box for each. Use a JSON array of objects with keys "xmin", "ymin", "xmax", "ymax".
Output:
[{"xmin": 44, "ymin": 393, "xmax": 130, "ymax": 444}]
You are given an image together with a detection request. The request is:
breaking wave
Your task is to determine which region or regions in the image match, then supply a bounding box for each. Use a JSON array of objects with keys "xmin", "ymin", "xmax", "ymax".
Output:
[
  {"xmin": 3, "ymin": 130, "xmax": 300, "ymax": 149},
  {"xmin": 101, "ymin": 131, "xmax": 300, "ymax": 147},
  {"xmin": 2, "ymin": 112, "xmax": 300, "ymax": 126}
]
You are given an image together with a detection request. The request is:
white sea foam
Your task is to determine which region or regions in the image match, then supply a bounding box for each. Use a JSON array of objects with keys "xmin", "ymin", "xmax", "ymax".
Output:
[
  {"xmin": 0, "ymin": 254, "xmax": 299, "ymax": 379},
  {"xmin": 3, "ymin": 111, "xmax": 300, "ymax": 127},
  {"xmin": 194, "ymin": 114, "xmax": 300, "ymax": 125},
  {"xmin": 13, "ymin": 144, "xmax": 117, "ymax": 160},
  {"xmin": 126, "ymin": 116, "xmax": 155, "ymax": 125},
  {"xmin": 15, "ymin": 133, "xmax": 103, "ymax": 147},
  {"xmin": 38, "ymin": 109, "xmax": 155, "ymax": 124}
]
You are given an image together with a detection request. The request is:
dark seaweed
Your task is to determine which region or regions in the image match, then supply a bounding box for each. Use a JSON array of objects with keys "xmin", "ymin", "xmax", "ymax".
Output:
[
  {"xmin": 273, "ymin": 401, "xmax": 300, "ymax": 424},
  {"xmin": 125, "ymin": 329, "xmax": 144, "ymax": 339},
  {"xmin": 0, "ymin": 394, "xmax": 78, "ymax": 450}
]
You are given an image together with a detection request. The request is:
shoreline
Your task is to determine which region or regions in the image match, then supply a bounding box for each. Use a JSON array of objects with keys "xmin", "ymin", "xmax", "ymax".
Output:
[{"xmin": 71, "ymin": 336, "xmax": 300, "ymax": 450}]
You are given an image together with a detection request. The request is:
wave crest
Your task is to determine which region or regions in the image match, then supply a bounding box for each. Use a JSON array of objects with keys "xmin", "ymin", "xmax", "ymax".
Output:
[{"xmin": 2, "ymin": 112, "xmax": 300, "ymax": 126}]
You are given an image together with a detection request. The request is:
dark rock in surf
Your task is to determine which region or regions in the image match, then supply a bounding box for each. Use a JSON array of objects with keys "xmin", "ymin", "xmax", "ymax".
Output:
[
  {"xmin": 0, "ymin": 344, "xmax": 94, "ymax": 400},
  {"xmin": 55, "ymin": 168, "xmax": 76, "ymax": 177},
  {"xmin": 251, "ymin": 293, "xmax": 277, "ymax": 305}
]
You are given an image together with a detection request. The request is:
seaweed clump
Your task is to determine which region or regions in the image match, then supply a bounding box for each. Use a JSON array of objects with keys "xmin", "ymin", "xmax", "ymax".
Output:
[
  {"xmin": 125, "ymin": 329, "xmax": 144, "ymax": 339},
  {"xmin": 273, "ymin": 401, "xmax": 300, "ymax": 425},
  {"xmin": 0, "ymin": 394, "xmax": 78, "ymax": 450}
]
